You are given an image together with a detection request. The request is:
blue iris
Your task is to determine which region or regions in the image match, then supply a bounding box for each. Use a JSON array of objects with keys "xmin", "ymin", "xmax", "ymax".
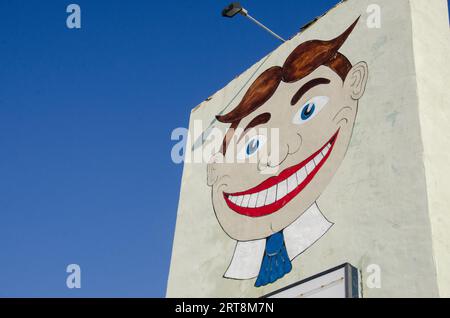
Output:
[
  {"xmin": 301, "ymin": 103, "xmax": 316, "ymax": 120},
  {"xmin": 246, "ymin": 139, "xmax": 260, "ymax": 156}
]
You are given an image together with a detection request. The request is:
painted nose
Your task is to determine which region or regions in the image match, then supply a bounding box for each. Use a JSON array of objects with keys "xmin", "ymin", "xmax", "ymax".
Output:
[{"xmin": 258, "ymin": 132, "xmax": 302, "ymax": 171}]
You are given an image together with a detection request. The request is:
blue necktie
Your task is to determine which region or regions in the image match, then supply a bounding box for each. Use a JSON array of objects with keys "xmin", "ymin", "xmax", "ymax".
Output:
[{"xmin": 255, "ymin": 231, "xmax": 292, "ymax": 287}]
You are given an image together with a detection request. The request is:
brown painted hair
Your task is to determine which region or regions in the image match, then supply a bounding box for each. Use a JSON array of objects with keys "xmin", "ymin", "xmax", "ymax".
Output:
[{"xmin": 217, "ymin": 17, "xmax": 360, "ymax": 153}]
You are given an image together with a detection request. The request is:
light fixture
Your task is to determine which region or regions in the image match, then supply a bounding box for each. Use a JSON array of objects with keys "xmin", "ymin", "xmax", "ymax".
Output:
[
  {"xmin": 222, "ymin": 2, "xmax": 246, "ymax": 18},
  {"xmin": 221, "ymin": 2, "xmax": 286, "ymax": 42}
]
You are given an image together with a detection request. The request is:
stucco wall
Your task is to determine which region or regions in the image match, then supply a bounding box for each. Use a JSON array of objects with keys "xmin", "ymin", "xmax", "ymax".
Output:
[
  {"xmin": 167, "ymin": 0, "xmax": 444, "ymax": 297},
  {"xmin": 410, "ymin": 0, "xmax": 450, "ymax": 297}
]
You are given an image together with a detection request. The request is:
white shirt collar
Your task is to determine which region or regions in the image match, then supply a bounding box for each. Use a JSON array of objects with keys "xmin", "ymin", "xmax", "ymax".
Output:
[{"xmin": 224, "ymin": 202, "xmax": 333, "ymax": 280}]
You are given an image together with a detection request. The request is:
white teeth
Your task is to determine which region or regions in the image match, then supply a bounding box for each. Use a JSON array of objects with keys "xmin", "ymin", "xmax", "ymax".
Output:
[
  {"xmin": 305, "ymin": 160, "xmax": 316, "ymax": 174},
  {"xmin": 230, "ymin": 142, "xmax": 333, "ymax": 208},
  {"xmin": 265, "ymin": 185, "xmax": 277, "ymax": 205},
  {"xmin": 256, "ymin": 190, "xmax": 268, "ymax": 207},
  {"xmin": 296, "ymin": 167, "xmax": 307, "ymax": 184},
  {"xmin": 241, "ymin": 194, "xmax": 251, "ymax": 207},
  {"xmin": 314, "ymin": 152, "xmax": 324, "ymax": 165},
  {"xmin": 248, "ymin": 193, "xmax": 258, "ymax": 208},
  {"xmin": 276, "ymin": 180, "xmax": 287, "ymax": 200},
  {"xmin": 287, "ymin": 174, "xmax": 297, "ymax": 193}
]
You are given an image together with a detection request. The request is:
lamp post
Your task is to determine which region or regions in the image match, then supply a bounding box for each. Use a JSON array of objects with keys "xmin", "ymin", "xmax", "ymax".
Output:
[{"xmin": 222, "ymin": 2, "xmax": 286, "ymax": 43}]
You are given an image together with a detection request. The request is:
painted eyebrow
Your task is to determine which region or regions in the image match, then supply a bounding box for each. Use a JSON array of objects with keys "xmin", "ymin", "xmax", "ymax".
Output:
[
  {"xmin": 290, "ymin": 78, "xmax": 331, "ymax": 106},
  {"xmin": 237, "ymin": 113, "xmax": 271, "ymax": 142}
]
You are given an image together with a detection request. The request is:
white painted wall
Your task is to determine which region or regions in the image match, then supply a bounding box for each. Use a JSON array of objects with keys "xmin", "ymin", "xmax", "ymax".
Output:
[
  {"xmin": 167, "ymin": 0, "xmax": 449, "ymax": 297},
  {"xmin": 410, "ymin": 0, "xmax": 450, "ymax": 297}
]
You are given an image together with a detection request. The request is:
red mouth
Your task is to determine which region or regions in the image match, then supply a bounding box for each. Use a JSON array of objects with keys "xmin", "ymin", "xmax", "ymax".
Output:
[{"xmin": 223, "ymin": 130, "xmax": 339, "ymax": 217}]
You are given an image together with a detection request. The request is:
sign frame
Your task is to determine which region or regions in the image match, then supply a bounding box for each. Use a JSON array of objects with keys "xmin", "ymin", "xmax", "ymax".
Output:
[{"xmin": 263, "ymin": 263, "xmax": 360, "ymax": 298}]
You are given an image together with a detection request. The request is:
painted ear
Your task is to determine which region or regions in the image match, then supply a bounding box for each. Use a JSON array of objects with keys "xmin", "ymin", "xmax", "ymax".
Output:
[
  {"xmin": 344, "ymin": 61, "xmax": 369, "ymax": 100},
  {"xmin": 207, "ymin": 153, "xmax": 223, "ymax": 186}
]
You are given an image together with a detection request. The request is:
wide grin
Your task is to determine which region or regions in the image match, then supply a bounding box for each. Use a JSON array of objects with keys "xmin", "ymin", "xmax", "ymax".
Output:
[{"xmin": 223, "ymin": 130, "xmax": 339, "ymax": 217}]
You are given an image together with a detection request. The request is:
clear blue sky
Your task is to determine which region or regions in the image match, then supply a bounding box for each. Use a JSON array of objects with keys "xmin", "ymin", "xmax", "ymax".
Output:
[{"xmin": 0, "ymin": 0, "xmax": 448, "ymax": 297}]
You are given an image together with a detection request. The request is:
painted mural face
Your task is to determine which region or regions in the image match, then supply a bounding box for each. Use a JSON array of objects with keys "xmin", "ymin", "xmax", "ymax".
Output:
[
  {"xmin": 210, "ymin": 65, "xmax": 358, "ymax": 240},
  {"xmin": 207, "ymin": 17, "xmax": 368, "ymax": 287}
]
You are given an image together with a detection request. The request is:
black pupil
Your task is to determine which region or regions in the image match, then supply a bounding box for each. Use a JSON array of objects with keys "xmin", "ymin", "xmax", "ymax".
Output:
[{"xmin": 303, "ymin": 104, "xmax": 313, "ymax": 116}]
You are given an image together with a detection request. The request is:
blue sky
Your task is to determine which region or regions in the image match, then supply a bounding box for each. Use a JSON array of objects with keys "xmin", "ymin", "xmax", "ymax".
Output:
[{"xmin": 0, "ymin": 0, "xmax": 447, "ymax": 297}]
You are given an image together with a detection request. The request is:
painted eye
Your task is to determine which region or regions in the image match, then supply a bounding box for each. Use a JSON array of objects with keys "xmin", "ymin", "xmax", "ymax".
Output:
[
  {"xmin": 301, "ymin": 103, "xmax": 316, "ymax": 120},
  {"xmin": 237, "ymin": 135, "xmax": 267, "ymax": 160},
  {"xmin": 292, "ymin": 96, "xmax": 329, "ymax": 125},
  {"xmin": 246, "ymin": 138, "xmax": 260, "ymax": 156}
]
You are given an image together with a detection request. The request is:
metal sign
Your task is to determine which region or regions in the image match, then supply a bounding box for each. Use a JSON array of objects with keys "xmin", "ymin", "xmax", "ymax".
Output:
[{"xmin": 264, "ymin": 263, "xmax": 359, "ymax": 298}]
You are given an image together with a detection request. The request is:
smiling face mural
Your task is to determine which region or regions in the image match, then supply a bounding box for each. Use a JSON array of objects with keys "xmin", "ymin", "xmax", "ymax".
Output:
[{"xmin": 207, "ymin": 17, "xmax": 368, "ymax": 287}]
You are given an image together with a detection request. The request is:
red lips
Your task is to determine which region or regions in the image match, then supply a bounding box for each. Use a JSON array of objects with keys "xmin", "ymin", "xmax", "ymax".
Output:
[{"xmin": 223, "ymin": 130, "xmax": 339, "ymax": 217}]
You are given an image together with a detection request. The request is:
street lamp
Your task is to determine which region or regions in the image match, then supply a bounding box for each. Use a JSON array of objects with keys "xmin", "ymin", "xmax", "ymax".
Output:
[{"xmin": 221, "ymin": 2, "xmax": 286, "ymax": 42}]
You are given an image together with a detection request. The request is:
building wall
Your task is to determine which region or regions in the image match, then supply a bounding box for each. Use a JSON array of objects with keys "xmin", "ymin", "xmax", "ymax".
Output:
[
  {"xmin": 167, "ymin": 0, "xmax": 444, "ymax": 297},
  {"xmin": 410, "ymin": 0, "xmax": 450, "ymax": 297}
]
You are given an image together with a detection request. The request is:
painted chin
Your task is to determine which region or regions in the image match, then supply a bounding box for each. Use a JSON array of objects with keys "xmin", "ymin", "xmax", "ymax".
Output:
[{"xmin": 223, "ymin": 130, "xmax": 339, "ymax": 218}]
